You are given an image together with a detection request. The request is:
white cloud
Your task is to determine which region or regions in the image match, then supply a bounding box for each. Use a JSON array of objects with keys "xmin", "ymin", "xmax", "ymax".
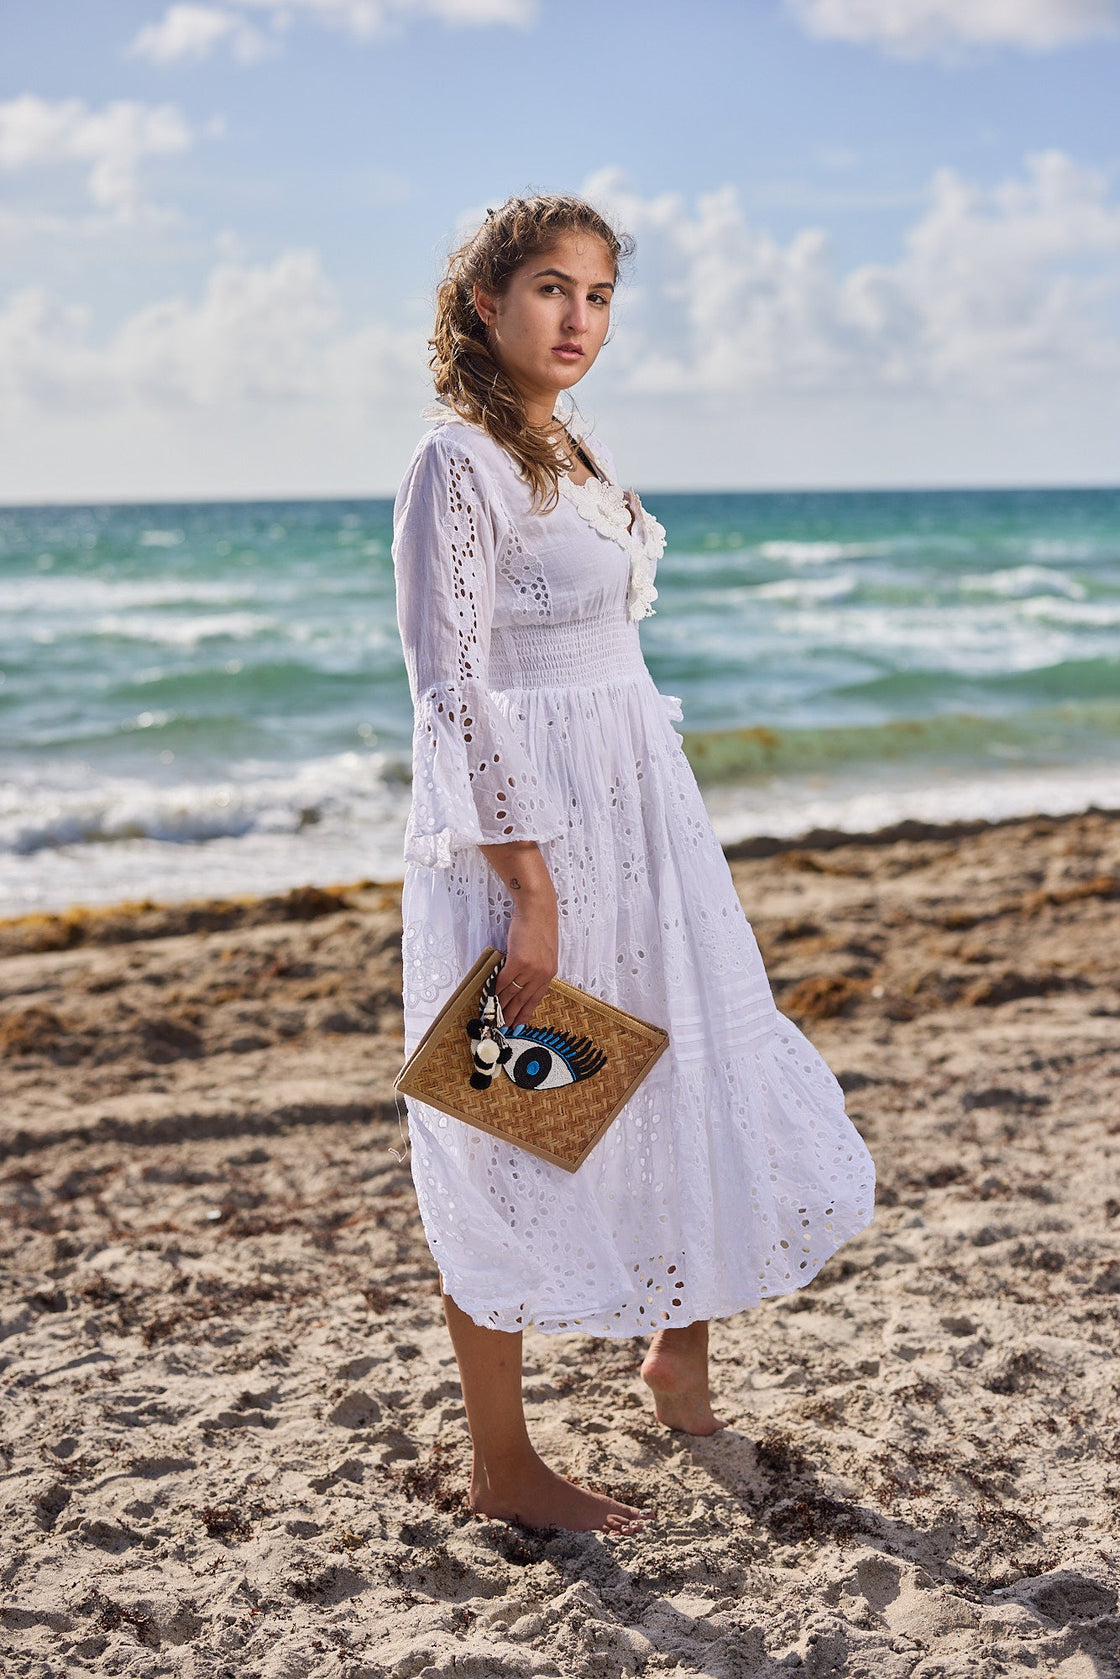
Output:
[
  {"xmin": 4, "ymin": 158, "xmax": 1119, "ymax": 499},
  {"xmin": 127, "ymin": 4, "xmax": 273, "ymax": 64},
  {"xmin": 584, "ymin": 151, "xmax": 1120, "ymax": 402},
  {"xmin": 128, "ymin": 0, "xmax": 537, "ymax": 63},
  {"xmin": 7, "ymin": 152, "xmax": 1117, "ymax": 419},
  {"xmin": 0, "ymin": 94, "xmax": 195, "ymax": 221},
  {"xmin": 0, "ymin": 248, "xmax": 423, "ymax": 413},
  {"xmin": 788, "ymin": 0, "xmax": 1120, "ymax": 57}
]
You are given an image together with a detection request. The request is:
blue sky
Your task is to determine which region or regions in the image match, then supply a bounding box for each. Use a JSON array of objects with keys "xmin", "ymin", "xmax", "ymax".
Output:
[{"xmin": 2, "ymin": 0, "xmax": 1119, "ymax": 500}]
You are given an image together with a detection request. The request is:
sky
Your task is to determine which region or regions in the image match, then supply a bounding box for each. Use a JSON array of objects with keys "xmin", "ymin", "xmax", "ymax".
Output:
[{"xmin": 2, "ymin": 0, "xmax": 1119, "ymax": 502}]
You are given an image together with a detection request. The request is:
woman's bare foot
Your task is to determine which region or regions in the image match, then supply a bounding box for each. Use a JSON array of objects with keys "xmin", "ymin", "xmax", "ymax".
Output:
[
  {"xmin": 438, "ymin": 1288, "xmax": 653, "ymax": 1535},
  {"xmin": 471, "ymin": 1448, "xmax": 653, "ymax": 1534},
  {"xmin": 641, "ymin": 1321, "xmax": 727, "ymax": 1435}
]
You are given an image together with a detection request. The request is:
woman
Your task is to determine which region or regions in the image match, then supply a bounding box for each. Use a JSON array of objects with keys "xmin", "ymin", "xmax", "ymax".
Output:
[{"xmin": 392, "ymin": 193, "xmax": 875, "ymax": 1536}]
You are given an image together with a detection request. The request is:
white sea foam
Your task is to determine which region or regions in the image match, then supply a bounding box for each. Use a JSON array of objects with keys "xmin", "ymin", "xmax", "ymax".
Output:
[
  {"xmin": 771, "ymin": 603, "xmax": 1079, "ymax": 675},
  {"xmin": 1019, "ymin": 597, "xmax": 1120, "ymax": 628},
  {"xmin": 0, "ymin": 572, "xmax": 381, "ymax": 618},
  {"xmin": 961, "ymin": 565, "xmax": 1087, "ymax": 599},
  {"xmin": 1026, "ymin": 538, "xmax": 1104, "ymax": 563},
  {"xmin": 0, "ymin": 751, "xmax": 413, "ymax": 916},
  {"xmin": 0, "ymin": 825, "xmax": 410, "ymax": 919},
  {"xmin": 758, "ymin": 540, "xmax": 893, "ymax": 565},
  {"xmin": 704, "ymin": 760, "xmax": 1120, "ymax": 849},
  {"xmin": 5, "ymin": 755, "xmax": 1118, "ymax": 920},
  {"xmin": 0, "ymin": 576, "xmax": 255, "ymax": 614},
  {"xmin": 752, "ymin": 574, "xmax": 857, "ymax": 603},
  {"xmin": 758, "ymin": 540, "xmax": 866, "ymax": 567},
  {"xmin": 0, "ymin": 751, "xmax": 408, "ymax": 856},
  {"xmin": 90, "ymin": 610, "xmax": 277, "ymax": 646}
]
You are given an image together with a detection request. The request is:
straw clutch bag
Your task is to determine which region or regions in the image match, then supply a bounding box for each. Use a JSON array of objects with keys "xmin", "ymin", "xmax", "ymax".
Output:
[{"xmin": 394, "ymin": 947, "xmax": 669, "ymax": 1172}]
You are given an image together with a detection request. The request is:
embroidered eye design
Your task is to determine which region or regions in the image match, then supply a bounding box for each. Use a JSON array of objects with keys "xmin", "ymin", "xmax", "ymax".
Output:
[
  {"xmin": 502, "ymin": 1025, "xmax": 607, "ymax": 1090},
  {"xmin": 465, "ymin": 965, "xmax": 607, "ymax": 1093}
]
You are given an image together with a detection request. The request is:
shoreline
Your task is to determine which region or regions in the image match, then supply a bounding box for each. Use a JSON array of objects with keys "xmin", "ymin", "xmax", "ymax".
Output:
[{"xmin": 3, "ymin": 801, "xmax": 1118, "ymax": 957}]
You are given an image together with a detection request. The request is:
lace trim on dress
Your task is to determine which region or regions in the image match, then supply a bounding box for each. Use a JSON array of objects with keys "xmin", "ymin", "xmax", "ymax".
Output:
[
  {"xmin": 624, "ymin": 491, "xmax": 666, "ymax": 623},
  {"xmin": 558, "ymin": 472, "xmax": 667, "ymax": 623},
  {"xmin": 559, "ymin": 471, "xmax": 633, "ymax": 546}
]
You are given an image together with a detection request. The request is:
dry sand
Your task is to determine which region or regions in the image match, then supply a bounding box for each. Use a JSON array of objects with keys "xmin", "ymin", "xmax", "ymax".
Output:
[{"xmin": 2, "ymin": 809, "xmax": 1118, "ymax": 1678}]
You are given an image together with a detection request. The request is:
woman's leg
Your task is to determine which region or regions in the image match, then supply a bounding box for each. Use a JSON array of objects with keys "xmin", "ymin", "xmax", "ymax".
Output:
[
  {"xmin": 440, "ymin": 1283, "xmax": 653, "ymax": 1533},
  {"xmin": 640, "ymin": 1319, "xmax": 727, "ymax": 1435}
]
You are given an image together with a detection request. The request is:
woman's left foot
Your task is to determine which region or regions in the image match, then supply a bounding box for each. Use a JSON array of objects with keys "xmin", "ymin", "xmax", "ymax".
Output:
[{"xmin": 640, "ymin": 1330, "xmax": 727, "ymax": 1436}]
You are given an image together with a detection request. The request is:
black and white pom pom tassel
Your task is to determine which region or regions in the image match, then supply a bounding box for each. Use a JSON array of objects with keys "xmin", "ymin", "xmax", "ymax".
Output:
[{"xmin": 466, "ymin": 961, "xmax": 512, "ymax": 1091}]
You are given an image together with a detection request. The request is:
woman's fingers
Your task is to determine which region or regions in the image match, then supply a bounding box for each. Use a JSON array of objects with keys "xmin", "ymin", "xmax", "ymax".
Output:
[
  {"xmin": 501, "ymin": 894, "xmax": 559, "ymax": 1023},
  {"xmin": 499, "ymin": 973, "xmax": 553, "ymax": 1031},
  {"xmin": 501, "ymin": 990, "xmax": 538, "ymax": 1031},
  {"xmin": 516, "ymin": 984, "xmax": 550, "ymax": 1029}
]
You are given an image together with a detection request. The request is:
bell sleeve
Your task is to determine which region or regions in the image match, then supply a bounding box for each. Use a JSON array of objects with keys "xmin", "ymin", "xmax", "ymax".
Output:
[{"xmin": 392, "ymin": 428, "xmax": 566, "ymax": 870}]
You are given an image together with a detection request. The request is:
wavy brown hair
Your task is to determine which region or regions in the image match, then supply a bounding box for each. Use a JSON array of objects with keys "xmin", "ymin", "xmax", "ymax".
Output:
[{"xmin": 428, "ymin": 193, "xmax": 634, "ymax": 513}]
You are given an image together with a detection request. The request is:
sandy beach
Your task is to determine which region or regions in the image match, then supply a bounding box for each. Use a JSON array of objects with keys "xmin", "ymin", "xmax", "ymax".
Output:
[{"xmin": 2, "ymin": 808, "xmax": 1118, "ymax": 1678}]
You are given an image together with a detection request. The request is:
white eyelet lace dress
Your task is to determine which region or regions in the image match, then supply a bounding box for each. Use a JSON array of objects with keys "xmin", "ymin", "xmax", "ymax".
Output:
[{"xmin": 392, "ymin": 413, "xmax": 875, "ymax": 1336}]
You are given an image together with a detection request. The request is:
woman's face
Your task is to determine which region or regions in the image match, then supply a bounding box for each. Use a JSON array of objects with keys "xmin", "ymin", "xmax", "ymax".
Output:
[{"xmin": 473, "ymin": 230, "xmax": 615, "ymax": 425}]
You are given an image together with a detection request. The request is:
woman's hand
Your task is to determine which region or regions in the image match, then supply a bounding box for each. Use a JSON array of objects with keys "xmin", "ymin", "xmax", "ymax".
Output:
[
  {"xmin": 477, "ymin": 840, "xmax": 558, "ymax": 1030},
  {"xmin": 501, "ymin": 890, "xmax": 558, "ymax": 1030}
]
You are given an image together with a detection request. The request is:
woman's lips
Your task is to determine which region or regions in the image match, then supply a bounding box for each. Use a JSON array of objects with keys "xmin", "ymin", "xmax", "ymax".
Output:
[{"xmin": 552, "ymin": 346, "xmax": 583, "ymax": 361}]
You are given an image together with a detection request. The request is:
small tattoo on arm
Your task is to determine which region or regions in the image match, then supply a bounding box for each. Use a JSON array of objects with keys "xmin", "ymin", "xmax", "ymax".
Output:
[{"xmin": 510, "ymin": 876, "xmax": 521, "ymax": 890}]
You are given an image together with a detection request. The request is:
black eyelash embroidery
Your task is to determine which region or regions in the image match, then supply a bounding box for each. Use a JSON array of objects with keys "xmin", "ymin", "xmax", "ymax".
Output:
[{"xmin": 506, "ymin": 1023, "xmax": 607, "ymax": 1081}]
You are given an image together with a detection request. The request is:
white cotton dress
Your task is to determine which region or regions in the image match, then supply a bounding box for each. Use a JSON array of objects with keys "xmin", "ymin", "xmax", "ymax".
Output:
[{"xmin": 392, "ymin": 411, "xmax": 875, "ymax": 1338}]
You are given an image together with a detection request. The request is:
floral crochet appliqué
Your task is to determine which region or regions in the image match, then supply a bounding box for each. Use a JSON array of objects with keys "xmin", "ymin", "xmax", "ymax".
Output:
[
  {"xmin": 560, "ymin": 475, "xmax": 667, "ymax": 622},
  {"xmin": 624, "ymin": 490, "xmax": 666, "ymax": 622}
]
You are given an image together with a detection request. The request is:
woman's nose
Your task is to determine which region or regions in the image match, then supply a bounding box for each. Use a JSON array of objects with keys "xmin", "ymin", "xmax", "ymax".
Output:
[{"xmin": 563, "ymin": 296, "xmax": 590, "ymax": 332}]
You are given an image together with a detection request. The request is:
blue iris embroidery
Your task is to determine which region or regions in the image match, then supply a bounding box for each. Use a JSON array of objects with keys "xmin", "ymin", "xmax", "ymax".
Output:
[{"xmin": 466, "ymin": 965, "xmax": 607, "ymax": 1093}]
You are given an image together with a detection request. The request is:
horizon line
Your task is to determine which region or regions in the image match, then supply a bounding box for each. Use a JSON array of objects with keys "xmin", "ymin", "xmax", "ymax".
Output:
[{"xmin": 2, "ymin": 479, "xmax": 1119, "ymax": 512}]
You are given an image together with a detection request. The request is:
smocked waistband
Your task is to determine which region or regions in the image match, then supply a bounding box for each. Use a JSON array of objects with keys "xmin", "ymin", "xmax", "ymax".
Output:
[{"xmin": 488, "ymin": 614, "xmax": 646, "ymax": 691}]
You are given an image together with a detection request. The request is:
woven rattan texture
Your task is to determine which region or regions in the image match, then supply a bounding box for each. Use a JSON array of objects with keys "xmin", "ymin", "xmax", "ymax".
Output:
[{"xmin": 396, "ymin": 948, "xmax": 669, "ymax": 1171}]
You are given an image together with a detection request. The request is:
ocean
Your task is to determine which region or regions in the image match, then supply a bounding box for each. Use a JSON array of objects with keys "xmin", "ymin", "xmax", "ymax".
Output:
[{"xmin": 2, "ymin": 485, "xmax": 1119, "ymax": 918}]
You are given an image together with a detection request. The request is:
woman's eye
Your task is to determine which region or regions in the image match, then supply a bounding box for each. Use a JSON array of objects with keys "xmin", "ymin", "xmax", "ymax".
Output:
[{"xmin": 539, "ymin": 286, "xmax": 609, "ymax": 304}]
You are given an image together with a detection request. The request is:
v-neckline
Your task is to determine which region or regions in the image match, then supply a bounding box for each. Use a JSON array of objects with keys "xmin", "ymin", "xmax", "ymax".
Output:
[
  {"xmin": 559, "ymin": 430, "xmax": 636, "ymax": 535},
  {"xmin": 562, "ymin": 428, "xmax": 608, "ymax": 490}
]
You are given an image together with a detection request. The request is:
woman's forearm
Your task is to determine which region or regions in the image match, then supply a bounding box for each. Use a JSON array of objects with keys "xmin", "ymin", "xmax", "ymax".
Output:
[
  {"xmin": 478, "ymin": 839, "xmax": 555, "ymax": 904},
  {"xmin": 477, "ymin": 841, "xmax": 557, "ymax": 1028}
]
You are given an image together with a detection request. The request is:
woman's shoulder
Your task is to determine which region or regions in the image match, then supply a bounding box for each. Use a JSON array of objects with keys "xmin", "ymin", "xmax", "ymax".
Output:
[
  {"xmin": 406, "ymin": 412, "xmax": 514, "ymax": 478},
  {"xmin": 395, "ymin": 413, "xmax": 521, "ymax": 532}
]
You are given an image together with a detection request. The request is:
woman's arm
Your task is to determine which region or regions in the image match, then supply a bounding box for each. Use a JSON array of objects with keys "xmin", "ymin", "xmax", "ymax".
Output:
[
  {"xmin": 478, "ymin": 839, "xmax": 557, "ymax": 1029},
  {"xmin": 392, "ymin": 431, "xmax": 566, "ymax": 870}
]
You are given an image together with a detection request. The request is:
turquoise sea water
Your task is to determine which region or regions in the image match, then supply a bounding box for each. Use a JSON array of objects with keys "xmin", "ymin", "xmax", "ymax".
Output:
[{"xmin": 2, "ymin": 485, "xmax": 1119, "ymax": 916}]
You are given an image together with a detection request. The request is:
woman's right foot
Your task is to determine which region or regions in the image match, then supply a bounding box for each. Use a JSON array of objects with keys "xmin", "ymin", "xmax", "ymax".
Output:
[{"xmin": 470, "ymin": 1451, "xmax": 653, "ymax": 1534}]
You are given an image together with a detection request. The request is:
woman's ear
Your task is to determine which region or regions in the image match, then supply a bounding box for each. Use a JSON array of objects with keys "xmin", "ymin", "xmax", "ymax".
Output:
[{"xmin": 472, "ymin": 281, "xmax": 496, "ymax": 327}]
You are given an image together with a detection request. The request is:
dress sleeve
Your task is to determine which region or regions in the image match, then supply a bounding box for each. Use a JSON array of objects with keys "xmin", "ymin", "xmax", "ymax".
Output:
[{"xmin": 392, "ymin": 428, "xmax": 566, "ymax": 870}]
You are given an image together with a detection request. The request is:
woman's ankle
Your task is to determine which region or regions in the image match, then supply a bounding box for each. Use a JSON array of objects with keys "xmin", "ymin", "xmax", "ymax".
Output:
[{"xmin": 470, "ymin": 1438, "xmax": 542, "ymax": 1494}]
